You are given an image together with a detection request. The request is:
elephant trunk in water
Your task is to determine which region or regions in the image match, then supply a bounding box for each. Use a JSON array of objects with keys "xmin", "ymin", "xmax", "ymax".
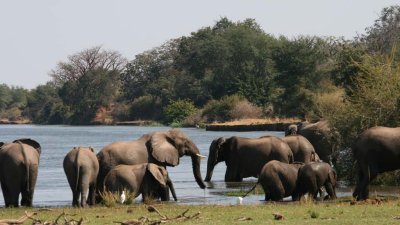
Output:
[
  {"xmin": 191, "ymin": 154, "xmax": 206, "ymax": 189},
  {"xmin": 205, "ymin": 139, "xmax": 219, "ymax": 182},
  {"xmin": 205, "ymin": 156, "xmax": 215, "ymax": 182}
]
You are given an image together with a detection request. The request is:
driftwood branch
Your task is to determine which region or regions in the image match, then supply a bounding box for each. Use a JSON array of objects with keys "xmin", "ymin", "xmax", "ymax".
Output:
[
  {"xmin": 114, "ymin": 206, "xmax": 201, "ymax": 225},
  {"xmin": 0, "ymin": 211, "xmax": 37, "ymax": 225}
]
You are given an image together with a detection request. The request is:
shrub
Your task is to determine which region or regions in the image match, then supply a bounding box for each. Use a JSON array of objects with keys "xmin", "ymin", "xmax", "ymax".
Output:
[
  {"xmin": 164, "ymin": 99, "xmax": 198, "ymax": 125},
  {"xmin": 230, "ymin": 100, "xmax": 262, "ymax": 120},
  {"xmin": 202, "ymin": 95, "xmax": 244, "ymax": 123},
  {"xmin": 130, "ymin": 95, "xmax": 163, "ymax": 121},
  {"xmin": 0, "ymin": 107, "xmax": 22, "ymax": 121}
]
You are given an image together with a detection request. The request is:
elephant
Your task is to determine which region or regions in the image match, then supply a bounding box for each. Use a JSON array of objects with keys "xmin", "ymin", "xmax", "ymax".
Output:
[
  {"xmin": 293, "ymin": 162, "xmax": 337, "ymax": 200},
  {"xmin": 286, "ymin": 120, "xmax": 338, "ymax": 164},
  {"xmin": 281, "ymin": 135, "xmax": 319, "ymax": 163},
  {"xmin": 63, "ymin": 146, "xmax": 99, "ymax": 207},
  {"xmin": 352, "ymin": 126, "xmax": 400, "ymax": 200},
  {"xmin": 258, "ymin": 160, "xmax": 304, "ymax": 201},
  {"xmin": 205, "ymin": 136, "xmax": 293, "ymax": 182},
  {"xmin": 103, "ymin": 163, "xmax": 177, "ymax": 202},
  {"xmin": 97, "ymin": 129, "xmax": 206, "ymax": 198},
  {"xmin": 0, "ymin": 138, "xmax": 41, "ymax": 207}
]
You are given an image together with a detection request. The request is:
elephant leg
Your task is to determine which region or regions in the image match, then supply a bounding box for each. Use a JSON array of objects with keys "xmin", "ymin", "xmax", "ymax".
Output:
[
  {"xmin": 1, "ymin": 181, "xmax": 12, "ymax": 207},
  {"xmin": 72, "ymin": 190, "xmax": 80, "ymax": 207},
  {"xmin": 21, "ymin": 167, "xmax": 38, "ymax": 207},
  {"xmin": 324, "ymin": 182, "xmax": 336, "ymax": 199},
  {"xmin": 80, "ymin": 179, "xmax": 90, "ymax": 207},
  {"xmin": 353, "ymin": 168, "xmax": 364, "ymax": 199},
  {"xmin": 87, "ymin": 183, "xmax": 96, "ymax": 206},
  {"xmin": 360, "ymin": 166, "xmax": 378, "ymax": 200}
]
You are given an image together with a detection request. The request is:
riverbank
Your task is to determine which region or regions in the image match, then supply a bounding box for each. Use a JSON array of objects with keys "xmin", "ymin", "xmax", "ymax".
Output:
[
  {"xmin": 205, "ymin": 118, "xmax": 300, "ymax": 131},
  {"xmin": 1, "ymin": 197, "xmax": 399, "ymax": 225}
]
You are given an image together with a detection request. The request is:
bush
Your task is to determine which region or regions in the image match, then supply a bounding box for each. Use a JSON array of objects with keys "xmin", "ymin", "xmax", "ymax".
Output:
[
  {"xmin": 230, "ymin": 100, "xmax": 262, "ymax": 120},
  {"xmin": 0, "ymin": 107, "xmax": 22, "ymax": 121},
  {"xmin": 164, "ymin": 99, "xmax": 198, "ymax": 125},
  {"xmin": 130, "ymin": 95, "xmax": 163, "ymax": 120},
  {"xmin": 202, "ymin": 95, "xmax": 244, "ymax": 122}
]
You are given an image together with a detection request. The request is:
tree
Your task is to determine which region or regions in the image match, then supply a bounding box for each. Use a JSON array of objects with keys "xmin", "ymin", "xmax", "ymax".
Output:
[
  {"xmin": 51, "ymin": 46, "xmax": 127, "ymax": 124},
  {"xmin": 50, "ymin": 46, "xmax": 127, "ymax": 86},
  {"xmin": 272, "ymin": 36, "xmax": 336, "ymax": 117},
  {"xmin": 176, "ymin": 17, "xmax": 278, "ymax": 105},
  {"xmin": 358, "ymin": 5, "xmax": 400, "ymax": 55}
]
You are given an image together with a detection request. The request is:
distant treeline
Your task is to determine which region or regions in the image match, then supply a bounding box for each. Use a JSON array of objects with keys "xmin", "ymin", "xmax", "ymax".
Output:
[{"xmin": 1, "ymin": 6, "xmax": 400, "ymax": 133}]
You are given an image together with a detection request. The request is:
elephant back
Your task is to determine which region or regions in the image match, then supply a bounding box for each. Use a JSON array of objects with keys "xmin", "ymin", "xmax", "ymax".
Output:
[{"xmin": 13, "ymin": 138, "xmax": 41, "ymax": 155}]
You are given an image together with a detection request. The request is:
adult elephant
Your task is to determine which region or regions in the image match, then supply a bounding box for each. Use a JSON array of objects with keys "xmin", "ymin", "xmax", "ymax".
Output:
[
  {"xmin": 205, "ymin": 136, "xmax": 293, "ymax": 182},
  {"xmin": 0, "ymin": 138, "xmax": 41, "ymax": 207},
  {"xmin": 97, "ymin": 129, "xmax": 206, "ymax": 195},
  {"xmin": 352, "ymin": 126, "xmax": 400, "ymax": 200},
  {"xmin": 103, "ymin": 163, "xmax": 177, "ymax": 202},
  {"xmin": 286, "ymin": 120, "xmax": 337, "ymax": 164},
  {"xmin": 63, "ymin": 147, "xmax": 99, "ymax": 207},
  {"xmin": 258, "ymin": 160, "xmax": 304, "ymax": 201},
  {"xmin": 294, "ymin": 162, "xmax": 337, "ymax": 200},
  {"xmin": 281, "ymin": 135, "xmax": 319, "ymax": 163}
]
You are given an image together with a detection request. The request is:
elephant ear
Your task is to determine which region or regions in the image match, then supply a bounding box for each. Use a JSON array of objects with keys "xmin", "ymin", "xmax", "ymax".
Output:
[
  {"xmin": 147, "ymin": 164, "xmax": 167, "ymax": 186},
  {"xmin": 13, "ymin": 138, "xmax": 41, "ymax": 154},
  {"xmin": 150, "ymin": 132, "xmax": 179, "ymax": 166}
]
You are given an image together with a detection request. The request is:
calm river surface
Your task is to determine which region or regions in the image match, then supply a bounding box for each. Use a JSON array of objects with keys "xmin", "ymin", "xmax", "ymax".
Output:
[{"xmin": 0, "ymin": 125, "xmax": 398, "ymax": 207}]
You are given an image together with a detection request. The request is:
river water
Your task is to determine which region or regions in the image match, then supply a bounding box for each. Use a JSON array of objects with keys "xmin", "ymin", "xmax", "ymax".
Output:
[{"xmin": 0, "ymin": 125, "xmax": 398, "ymax": 207}]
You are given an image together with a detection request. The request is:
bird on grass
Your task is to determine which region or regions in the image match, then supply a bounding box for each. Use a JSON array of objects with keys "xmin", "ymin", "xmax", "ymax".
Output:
[{"xmin": 120, "ymin": 191, "xmax": 126, "ymax": 204}]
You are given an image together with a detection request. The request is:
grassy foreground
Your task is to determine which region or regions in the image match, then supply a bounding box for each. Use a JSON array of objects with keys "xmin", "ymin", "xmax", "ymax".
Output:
[{"xmin": 1, "ymin": 198, "xmax": 400, "ymax": 225}]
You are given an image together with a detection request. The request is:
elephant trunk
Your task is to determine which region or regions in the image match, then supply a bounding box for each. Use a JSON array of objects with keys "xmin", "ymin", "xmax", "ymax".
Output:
[
  {"xmin": 190, "ymin": 154, "xmax": 206, "ymax": 189},
  {"xmin": 167, "ymin": 177, "xmax": 177, "ymax": 201},
  {"xmin": 205, "ymin": 156, "xmax": 215, "ymax": 182}
]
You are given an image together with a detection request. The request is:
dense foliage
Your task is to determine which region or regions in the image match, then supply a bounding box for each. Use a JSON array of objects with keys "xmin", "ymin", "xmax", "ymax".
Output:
[{"xmin": 1, "ymin": 6, "xmax": 399, "ymax": 132}]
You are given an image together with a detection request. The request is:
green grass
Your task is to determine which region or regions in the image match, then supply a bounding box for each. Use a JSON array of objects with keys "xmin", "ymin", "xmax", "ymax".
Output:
[{"xmin": 1, "ymin": 197, "xmax": 400, "ymax": 224}]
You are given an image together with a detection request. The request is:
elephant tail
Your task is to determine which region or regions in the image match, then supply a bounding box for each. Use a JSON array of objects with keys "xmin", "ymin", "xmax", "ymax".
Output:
[
  {"xmin": 74, "ymin": 147, "xmax": 81, "ymax": 192},
  {"xmin": 242, "ymin": 182, "xmax": 258, "ymax": 198},
  {"xmin": 17, "ymin": 141, "xmax": 30, "ymax": 191}
]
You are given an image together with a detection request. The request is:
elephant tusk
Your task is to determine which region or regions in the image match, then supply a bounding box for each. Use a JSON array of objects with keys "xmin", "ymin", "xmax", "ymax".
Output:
[{"xmin": 196, "ymin": 153, "xmax": 206, "ymax": 159}]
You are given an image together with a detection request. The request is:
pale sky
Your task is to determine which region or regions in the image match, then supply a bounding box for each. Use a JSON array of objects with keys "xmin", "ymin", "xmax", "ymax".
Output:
[{"xmin": 0, "ymin": 0, "xmax": 399, "ymax": 89}]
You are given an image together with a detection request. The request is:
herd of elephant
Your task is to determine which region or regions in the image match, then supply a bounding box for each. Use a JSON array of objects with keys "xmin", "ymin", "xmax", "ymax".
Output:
[{"xmin": 1, "ymin": 121, "xmax": 400, "ymax": 207}]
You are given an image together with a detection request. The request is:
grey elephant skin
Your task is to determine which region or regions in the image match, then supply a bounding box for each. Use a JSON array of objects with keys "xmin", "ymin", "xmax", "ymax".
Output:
[
  {"xmin": 281, "ymin": 135, "xmax": 319, "ymax": 163},
  {"xmin": 294, "ymin": 162, "xmax": 337, "ymax": 200},
  {"xmin": 286, "ymin": 121, "xmax": 337, "ymax": 164},
  {"xmin": 258, "ymin": 160, "xmax": 303, "ymax": 201},
  {"xmin": 103, "ymin": 163, "xmax": 177, "ymax": 202},
  {"xmin": 63, "ymin": 147, "xmax": 99, "ymax": 207},
  {"xmin": 352, "ymin": 126, "xmax": 400, "ymax": 200},
  {"xmin": 97, "ymin": 129, "xmax": 206, "ymax": 197},
  {"xmin": 0, "ymin": 138, "xmax": 41, "ymax": 207},
  {"xmin": 205, "ymin": 136, "xmax": 293, "ymax": 182}
]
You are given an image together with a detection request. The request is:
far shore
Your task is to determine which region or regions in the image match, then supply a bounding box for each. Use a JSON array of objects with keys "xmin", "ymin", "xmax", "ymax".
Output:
[{"xmin": 0, "ymin": 118, "xmax": 300, "ymax": 132}]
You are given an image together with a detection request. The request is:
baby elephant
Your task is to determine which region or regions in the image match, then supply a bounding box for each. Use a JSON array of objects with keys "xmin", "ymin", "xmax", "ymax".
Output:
[
  {"xmin": 294, "ymin": 162, "xmax": 337, "ymax": 200},
  {"xmin": 63, "ymin": 147, "xmax": 99, "ymax": 207},
  {"xmin": 103, "ymin": 163, "xmax": 177, "ymax": 202},
  {"xmin": 258, "ymin": 160, "xmax": 304, "ymax": 201}
]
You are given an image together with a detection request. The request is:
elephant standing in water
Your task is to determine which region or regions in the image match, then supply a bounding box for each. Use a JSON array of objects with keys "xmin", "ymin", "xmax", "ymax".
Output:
[
  {"xmin": 97, "ymin": 129, "xmax": 206, "ymax": 198},
  {"xmin": 205, "ymin": 136, "xmax": 293, "ymax": 182},
  {"xmin": 0, "ymin": 139, "xmax": 41, "ymax": 207},
  {"xmin": 281, "ymin": 135, "xmax": 319, "ymax": 163},
  {"xmin": 103, "ymin": 163, "xmax": 177, "ymax": 202},
  {"xmin": 352, "ymin": 126, "xmax": 400, "ymax": 200},
  {"xmin": 294, "ymin": 162, "xmax": 337, "ymax": 200},
  {"xmin": 258, "ymin": 160, "xmax": 304, "ymax": 201},
  {"xmin": 286, "ymin": 120, "xmax": 337, "ymax": 164},
  {"xmin": 63, "ymin": 147, "xmax": 99, "ymax": 207}
]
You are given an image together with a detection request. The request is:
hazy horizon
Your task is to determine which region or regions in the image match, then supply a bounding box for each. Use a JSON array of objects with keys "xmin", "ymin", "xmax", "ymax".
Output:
[{"xmin": 1, "ymin": 0, "xmax": 399, "ymax": 89}]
